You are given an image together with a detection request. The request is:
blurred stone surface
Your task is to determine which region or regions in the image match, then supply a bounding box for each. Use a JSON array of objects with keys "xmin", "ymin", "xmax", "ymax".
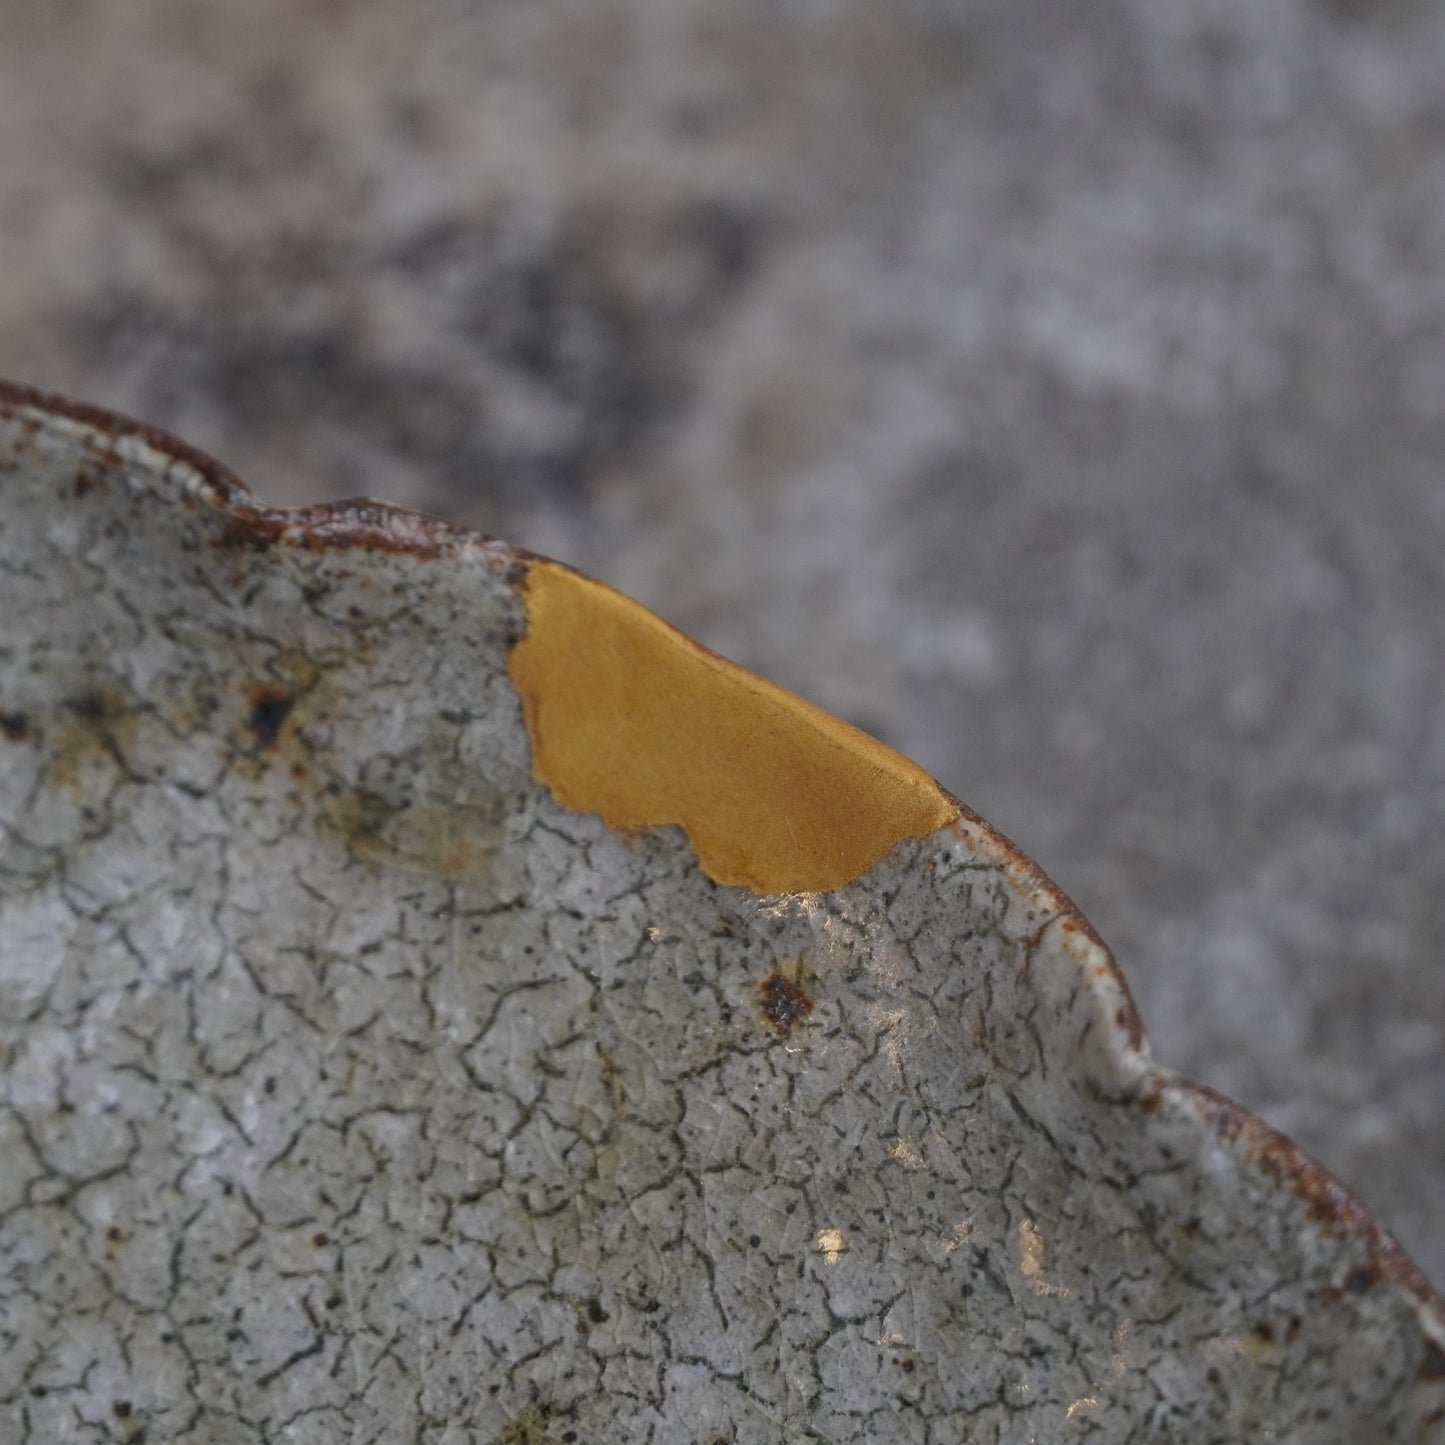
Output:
[{"xmin": 0, "ymin": 0, "xmax": 1442, "ymax": 1285}]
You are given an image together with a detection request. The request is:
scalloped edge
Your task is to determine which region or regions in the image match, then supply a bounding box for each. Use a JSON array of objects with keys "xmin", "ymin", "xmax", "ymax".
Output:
[{"xmin": 2, "ymin": 374, "xmax": 1440, "ymax": 1357}]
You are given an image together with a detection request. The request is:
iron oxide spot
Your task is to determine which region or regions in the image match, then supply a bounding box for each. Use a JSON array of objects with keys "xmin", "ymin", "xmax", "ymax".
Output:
[
  {"xmin": 759, "ymin": 972, "xmax": 813, "ymax": 1037},
  {"xmin": 246, "ymin": 686, "xmax": 293, "ymax": 750}
]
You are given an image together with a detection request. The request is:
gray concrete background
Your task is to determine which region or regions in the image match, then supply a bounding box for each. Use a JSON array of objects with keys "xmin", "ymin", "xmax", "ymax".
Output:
[{"xmin": 1, "ymin": 0, "xmax": 1441, "ymax": 1285}]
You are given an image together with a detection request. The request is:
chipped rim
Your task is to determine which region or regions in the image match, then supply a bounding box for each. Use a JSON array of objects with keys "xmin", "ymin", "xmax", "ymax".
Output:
[{"xmin": 1, "ymin": 374, "xmax": 1441, "ymax": 1337}]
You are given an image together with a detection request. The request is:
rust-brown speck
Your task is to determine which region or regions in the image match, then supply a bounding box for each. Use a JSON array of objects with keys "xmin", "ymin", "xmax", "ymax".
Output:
[
  {"xmin": 1345, "ymin": 1262, "xmax": 1382, "ymax": 1296},
  {"xmin": 759, "ymin": 972, "xmax": 812, "ymax": 1037},
  {"xmin": 1114, "ymin": 1000, "xmax": 1144, "ymax": 1051},
  {"xmin": 72, "ymin": 466, "xmax": 111, "ymax": 499},
  {"xmin": 246, "ymin": 685, "xmax": 293, "ymax": 751}
]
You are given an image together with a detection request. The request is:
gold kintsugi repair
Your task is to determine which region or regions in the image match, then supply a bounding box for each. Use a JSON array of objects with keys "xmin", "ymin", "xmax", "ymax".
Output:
[{"xmin": 507, "ymin": 558, "xmax": 957, "ymax": 893}]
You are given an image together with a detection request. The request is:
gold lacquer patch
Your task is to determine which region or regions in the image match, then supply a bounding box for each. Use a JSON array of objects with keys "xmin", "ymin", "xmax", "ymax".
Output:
[{"xmin": 507, "ymin": 560, "xmax": 957, "ymax": 893}]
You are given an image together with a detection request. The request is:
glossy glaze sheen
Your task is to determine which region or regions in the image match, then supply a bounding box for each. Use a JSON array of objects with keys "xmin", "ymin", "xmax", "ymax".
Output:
[{"xmin": 509, "ymin": 559, "xmax": 956, "ymax": 893}]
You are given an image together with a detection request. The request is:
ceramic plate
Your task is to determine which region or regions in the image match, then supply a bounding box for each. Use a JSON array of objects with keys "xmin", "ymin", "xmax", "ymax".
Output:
[{"xmin": 1, "ymin": 382, "xmax": 1441, "ymax": 1443}]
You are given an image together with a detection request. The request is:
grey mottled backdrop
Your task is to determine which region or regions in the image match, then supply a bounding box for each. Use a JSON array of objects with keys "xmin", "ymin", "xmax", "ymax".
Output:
[{"xmin": 1, "ymin": 0, "xmax": 1441, "ymax": 1284}]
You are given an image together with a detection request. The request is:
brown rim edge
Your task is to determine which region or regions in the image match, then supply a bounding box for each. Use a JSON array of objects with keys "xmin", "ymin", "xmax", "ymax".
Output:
[
  {"xmin": 2, "ymin": 374, "xmax": 1442, "ymax": 1333},
  {"xmin": 0, "ymin": 377, "xmax": 480, "ymax": 558}
]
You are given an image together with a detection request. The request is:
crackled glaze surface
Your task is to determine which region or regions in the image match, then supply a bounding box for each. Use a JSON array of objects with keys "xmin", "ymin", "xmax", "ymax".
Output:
[{"xmin": 1, "ymin": 387, "xmax": 1442, "ymax": 1442}]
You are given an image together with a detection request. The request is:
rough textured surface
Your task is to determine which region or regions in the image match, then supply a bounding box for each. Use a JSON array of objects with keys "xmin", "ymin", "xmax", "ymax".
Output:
[
  {"xmin": 0, "ymin": 0, "xmax": 1442, "ymax": 1292},
  {"xmin": 2, "ymin": 388, "xmax": 1442, "ymax": 1442}
]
